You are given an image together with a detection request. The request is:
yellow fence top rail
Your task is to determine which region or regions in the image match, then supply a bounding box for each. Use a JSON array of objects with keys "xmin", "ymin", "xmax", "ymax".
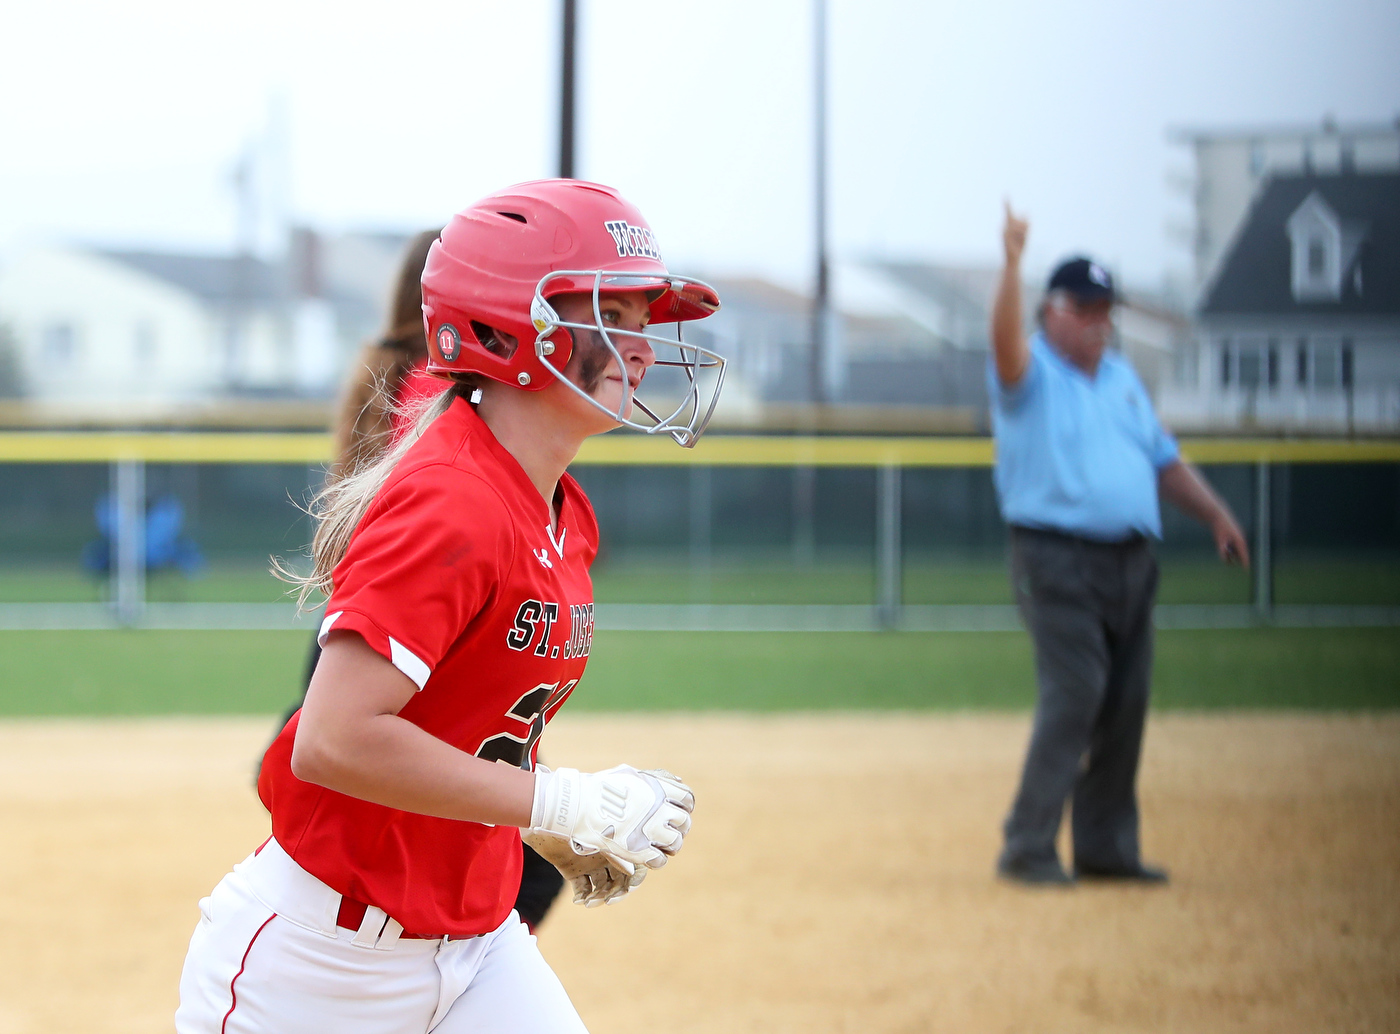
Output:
[
  {"xmin": 0, "ymin": 432, "xmax": 1397, "ymax": 466},
  {"xmin": 0, "ymin": 432, "xmax": 334, "ymax": 464}
]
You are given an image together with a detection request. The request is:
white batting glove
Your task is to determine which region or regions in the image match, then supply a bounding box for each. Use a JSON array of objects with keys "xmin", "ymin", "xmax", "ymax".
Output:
[
  {"xmin": 529, "ymin": 765, "xmax": 695, "ymax": 874},
  {"xmin": 571, "ymin": 860, "xmax": 648, "ymax": 907},
  {"xmin": 521, "ymin": 827, "xmax": 648, "ymax": 907}
]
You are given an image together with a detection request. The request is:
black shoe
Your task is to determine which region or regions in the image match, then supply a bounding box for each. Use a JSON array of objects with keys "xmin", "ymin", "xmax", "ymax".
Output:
[
  {"xmin": 997, "ymin": 855, "xmax": 1074, "ymax": 886},
  {"xmin": 1073, "ymin": 861, "xmax": 1169, "ymax": 884}
]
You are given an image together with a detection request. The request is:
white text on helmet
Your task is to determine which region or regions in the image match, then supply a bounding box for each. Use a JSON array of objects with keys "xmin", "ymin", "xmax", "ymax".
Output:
[{"xmin": 603, "ymin": 220, "xmax": 661, "ymax": 261}]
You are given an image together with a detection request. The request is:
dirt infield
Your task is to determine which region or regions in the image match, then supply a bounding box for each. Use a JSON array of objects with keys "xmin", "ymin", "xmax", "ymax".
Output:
[{"xmin": 1, "ymin": 713, "xmax": 1396, "ymax": 1033}]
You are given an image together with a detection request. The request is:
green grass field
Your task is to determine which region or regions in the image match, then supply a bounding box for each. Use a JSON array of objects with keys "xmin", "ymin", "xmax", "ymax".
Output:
[
  {"xmin": 4, "ymin": 554, "xmax": 1398, "ymax": 606},
  {"xmin": 1, "ymin": 626, "xmax": 1395, "ymax": 717}
]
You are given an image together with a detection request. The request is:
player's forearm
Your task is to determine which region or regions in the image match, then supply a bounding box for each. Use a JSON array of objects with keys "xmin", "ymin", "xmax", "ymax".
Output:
[
  {"xmin": 293, "ymin": 715, "xmax": 537, "ymax": 826},
  {"xmin": 1159, "ymin": 460, "xmax": 1229, "ymax": 528},
  {"xmin": 990, "ymin": 259, "xmax": 1029, "ymax": 385}
]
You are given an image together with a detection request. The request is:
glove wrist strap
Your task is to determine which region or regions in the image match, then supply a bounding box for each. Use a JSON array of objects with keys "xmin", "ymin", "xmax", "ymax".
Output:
[{"xmin": 530, "ymin": 766, "xmax": 581, "ymax": 834}]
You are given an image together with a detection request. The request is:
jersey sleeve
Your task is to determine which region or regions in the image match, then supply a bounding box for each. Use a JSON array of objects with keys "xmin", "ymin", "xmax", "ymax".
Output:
[{"xmin": 320, "ymin": 465, "xmax": 514, "ymax": 690}]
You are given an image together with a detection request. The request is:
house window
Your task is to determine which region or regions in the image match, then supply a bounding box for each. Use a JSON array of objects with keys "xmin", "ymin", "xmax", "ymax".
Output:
[
  {"xmin": 134, "ymin": 322, "xmax": 158, "ymax": 369},
  {"xmin": 1307, "ymin": 238, "xmax": 1327, "ymax": 278},
  {"xmin": 1341, "ymin": 340, "xmax": 1353, "ymax": 389},
  {"xmin": 1313, "ymin": 344, "xmax": 1340, "ymax": 388},
  {"xmin": 43, "ymin": 323, "xmax": 76, "ymax": 364},
  {"xmin": 1295, "ymin": 340, "xmax": 1308, "ymax": 385},
  {"xmin": 1237, "ymin": 346, "xmax": 1263, "ymax": 389},
  {"xmin": 1173, "ymin": 343, "xmax": 1199, "ymax": 387},
  {"xmin": 1219, "ymin": 339, "xmax": 1231, "ymax": 386},
  {"xmin": 1287, "ymin": 192, "xmax": 1346, "ymax": 302},
  {"xmin": 1266, "ymin": 341, "xmax": 1279, "ymax": 387}
]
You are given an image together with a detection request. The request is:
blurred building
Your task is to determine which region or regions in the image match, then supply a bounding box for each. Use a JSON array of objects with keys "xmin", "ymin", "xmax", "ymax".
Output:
[
  {"xmin": 686, "ymin": 264, "xmax": 1186, "ymax": 433},
  {"xmin": 873, "ymin": 262, "xmax": 1189, "ymax": 400},
  {"xmin": 1173, "ymin": 118, "xmax": 1400, "ymax": 295},
  {"xmin": 1162, "ymin": 171, "xmax": 1400, "ymax": 433},
  {"xmin": 0, "ymin": 230, "xmax": 414, "ymax": 421},
  {"xmin": 698, "ymin": 275, "xmax": 983, "ymax": 411}
]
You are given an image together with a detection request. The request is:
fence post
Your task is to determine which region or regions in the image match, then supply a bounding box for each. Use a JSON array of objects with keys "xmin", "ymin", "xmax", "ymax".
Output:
[
  {"xmin": 689, "ymin": 463, "xmax": 712, "ymax": 601},
  {"xmin": 792, "ymin": 464, "xmax": 816, "ymax": 567},
  {"xmin": 1253, "ymin": 459, "xmax": 1273, "ymax": 621},
  {"xmin": 113, "ymin": 458, "xmax": 146, "ymax": 627},
  {"xmin": 876, "ymin": 462, "xmax": 902, "ymax": 629}
]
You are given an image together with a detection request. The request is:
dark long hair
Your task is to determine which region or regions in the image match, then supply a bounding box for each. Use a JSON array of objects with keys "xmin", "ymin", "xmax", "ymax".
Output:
[{"xmin": 330, "ymin": 228, "xmax": 442, "ymax": 479}]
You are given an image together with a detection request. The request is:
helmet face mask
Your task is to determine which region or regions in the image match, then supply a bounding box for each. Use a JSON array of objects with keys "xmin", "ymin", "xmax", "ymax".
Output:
[
  {"xmin": 420, "ymin": 179, "xmax": 725, "ymax": 447},
  {"xmin": 532, "ymin": 271, "xmax": 727, "ymax": 448}
]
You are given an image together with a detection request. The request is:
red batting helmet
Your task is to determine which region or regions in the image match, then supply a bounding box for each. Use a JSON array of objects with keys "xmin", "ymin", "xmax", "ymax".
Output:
[{"xmin": 421, "ymin": 179, "xmax": 726, "ymax": 446}]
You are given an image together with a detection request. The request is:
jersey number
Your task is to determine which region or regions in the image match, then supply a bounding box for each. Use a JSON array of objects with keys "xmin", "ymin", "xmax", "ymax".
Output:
[{"xmin": 474, "ymin": 680, "xmax": 576, "ymax": 770}]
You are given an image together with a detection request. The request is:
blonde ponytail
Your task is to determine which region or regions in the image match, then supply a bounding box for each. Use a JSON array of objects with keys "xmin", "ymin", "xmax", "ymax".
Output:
[{"xmin": 275, "ymin": 383, "xmax": 467, "ymax": 611}]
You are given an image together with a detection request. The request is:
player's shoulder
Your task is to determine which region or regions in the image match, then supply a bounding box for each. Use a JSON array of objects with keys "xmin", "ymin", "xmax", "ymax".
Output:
[
  {"xmin": 369, "ymin": 420, "xmax": 517, "ymax": 543},
  {"xmin": 384, "ymin": 401, "xmax": 512, "ymax": 501},
  {"xmin": 376, "ymin": 456, "xmax": 514, "ymax": 533}
]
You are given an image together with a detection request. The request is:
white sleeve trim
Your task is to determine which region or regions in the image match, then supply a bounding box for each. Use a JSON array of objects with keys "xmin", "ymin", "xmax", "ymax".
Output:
[
  {"xmin": 389, "ymin": 637, "xmax": 432, "ymax": 691},
  {"xmin": 317, "ymin": 610, "xmax": 344, "ymax": 646}
]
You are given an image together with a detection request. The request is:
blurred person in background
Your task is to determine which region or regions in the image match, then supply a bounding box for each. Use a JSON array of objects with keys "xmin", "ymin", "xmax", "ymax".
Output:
[
  {"xmin": 281, "ymin": 228, "xmax": 565, "ymax": 933},
  {"xmin": 989, "ymin": 203, "xmax": 1249, "ymax": 886},
  {"xmin": 328, "ymin": 228, "xmax": 449, "ymax": 482}
]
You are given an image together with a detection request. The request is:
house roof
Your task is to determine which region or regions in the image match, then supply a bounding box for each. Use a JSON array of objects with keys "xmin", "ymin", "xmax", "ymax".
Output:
[
  {"xmin": 100, "ymin": 251, "xmax": 284, "ymax": 305},
  {"xmin": 874, "ymin": 262, "xmax": 1002, "ymax": 318},
  {"xmin": 1200, "ymin": 172, "xmax": 1400, "ymax": 317}
]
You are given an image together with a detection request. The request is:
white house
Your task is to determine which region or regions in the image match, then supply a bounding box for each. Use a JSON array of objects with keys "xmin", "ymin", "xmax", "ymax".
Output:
[
  {"xmin": 1162, "ymin": 170, "xmax": 1400, "ymax": 433},
  {"xmin": 0, "ymin": 247, "xmax": 298, "ymax": 413},
  {"xmin": 1, "ymin": 248, "xmax": 215, "ymax": 406},
  {"xmin": 1171, "ymin": 119, "xmax": 1400, "ymax": 297},
  {"xmin": 0, "ymin": 231, "xmax": 416, "ymax": 415}
]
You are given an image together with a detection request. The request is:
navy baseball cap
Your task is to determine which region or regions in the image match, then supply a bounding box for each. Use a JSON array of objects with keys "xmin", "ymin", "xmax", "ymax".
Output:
[{"xmin": 1047, "ymin": 257, "xmax": 1116, "ymax": 303}]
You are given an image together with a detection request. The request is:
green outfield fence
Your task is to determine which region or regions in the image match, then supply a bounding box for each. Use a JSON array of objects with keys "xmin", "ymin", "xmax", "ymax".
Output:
[{"xmin": 0, "ymin": 432, "xmax": 1397, "ymax": 632}]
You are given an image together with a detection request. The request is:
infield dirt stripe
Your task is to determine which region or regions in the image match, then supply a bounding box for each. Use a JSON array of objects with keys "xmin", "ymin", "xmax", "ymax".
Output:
[{"xmin": 0, "ymin": 714, "xmax": 1396, "ymax": 1034}]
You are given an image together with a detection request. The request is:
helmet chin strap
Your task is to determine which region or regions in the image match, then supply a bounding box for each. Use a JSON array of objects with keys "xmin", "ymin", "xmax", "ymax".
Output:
[{"xmin": 531, "ymin": 271, "xmax": 726, "ymax": 448}]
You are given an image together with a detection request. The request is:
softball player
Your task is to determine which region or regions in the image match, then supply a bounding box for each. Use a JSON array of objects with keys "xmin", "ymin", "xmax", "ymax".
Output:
[
  {"xmin": 277, "ymin": 227, "xmax": 567, "ymax": 932},
  {"xmin": 177, "ymin": 179, "xmax": 726, "ymax": 1033}
]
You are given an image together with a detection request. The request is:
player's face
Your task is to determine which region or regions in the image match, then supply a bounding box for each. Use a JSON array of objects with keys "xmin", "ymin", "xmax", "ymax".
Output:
[{"xmin": 550, "ymin": 290, "xmax": 656, "ymax": 424}]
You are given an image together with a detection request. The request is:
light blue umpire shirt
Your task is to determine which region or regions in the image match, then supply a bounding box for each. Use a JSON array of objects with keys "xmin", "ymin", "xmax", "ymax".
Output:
[{"xmin": 989, "ymin": 332, "xmax": 1180, "ymax": 541}]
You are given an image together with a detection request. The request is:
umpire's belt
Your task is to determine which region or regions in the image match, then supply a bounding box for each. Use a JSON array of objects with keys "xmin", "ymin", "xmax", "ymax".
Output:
[{"xmin": 1010, "ymin": 524, "xmax": 1149, "ymax": 551}]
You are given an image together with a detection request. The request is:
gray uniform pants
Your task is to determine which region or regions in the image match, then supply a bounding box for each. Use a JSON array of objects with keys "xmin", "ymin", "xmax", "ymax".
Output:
[{"xmin": 999, "ymin": 526, "xmax": 1158, "ymax": 871}]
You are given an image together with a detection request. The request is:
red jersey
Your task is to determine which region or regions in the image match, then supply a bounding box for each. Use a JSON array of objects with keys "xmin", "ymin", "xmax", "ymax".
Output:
[{"xmin": 258, "ymin": 397, "xmax": 598, "ymax": 938}]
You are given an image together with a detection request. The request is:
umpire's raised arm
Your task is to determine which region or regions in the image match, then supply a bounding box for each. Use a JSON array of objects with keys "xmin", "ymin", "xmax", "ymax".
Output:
[{"xmin": 991, "ymin": 201, "xmax": 1031, "ymax": 387}]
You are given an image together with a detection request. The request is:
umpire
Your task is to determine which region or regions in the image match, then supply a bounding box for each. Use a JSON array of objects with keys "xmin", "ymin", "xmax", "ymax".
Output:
[{"xmin": 990, "ymin": 203, "xmax": 1249, "ymax": 886}]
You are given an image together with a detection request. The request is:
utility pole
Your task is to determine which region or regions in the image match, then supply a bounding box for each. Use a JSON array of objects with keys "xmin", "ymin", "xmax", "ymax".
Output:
[
  {"xmin": 229, "ymin": 147, "xmax": 257, "ymax": 389},
  {"xmin": 809, "ymin": 0, "xmax": 829, "ymax": 406},
  {"xmin": 559, "ymin": 0, "xmax": 577, "ymax": 178}
]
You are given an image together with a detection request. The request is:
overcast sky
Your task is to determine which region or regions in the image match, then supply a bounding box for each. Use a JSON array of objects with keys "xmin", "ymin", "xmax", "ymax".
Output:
[{"xmin": 1, "ymin": 0, "xmax": 1396, "ymax": 295}]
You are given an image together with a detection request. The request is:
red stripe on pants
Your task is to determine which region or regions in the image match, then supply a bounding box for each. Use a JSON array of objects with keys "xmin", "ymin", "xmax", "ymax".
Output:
[{"xmin": 221, "ymin": 915, "xmax": 277, "ymax": 1034}]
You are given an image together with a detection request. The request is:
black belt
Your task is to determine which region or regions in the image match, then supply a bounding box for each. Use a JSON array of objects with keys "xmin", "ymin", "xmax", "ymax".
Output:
[{"xmin": 1010, "ymin": 524, "xmax": 1148, "ymax": 549}]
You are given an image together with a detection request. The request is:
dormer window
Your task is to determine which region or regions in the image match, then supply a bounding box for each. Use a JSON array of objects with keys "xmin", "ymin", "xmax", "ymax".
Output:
[
  {"xmin": 1307, "ymin": 238, "xmax": 1326, "ymax": 277},
  {"xmin": 1285, "ymin": 190, "xmax": 1368, "ymax": 304}
]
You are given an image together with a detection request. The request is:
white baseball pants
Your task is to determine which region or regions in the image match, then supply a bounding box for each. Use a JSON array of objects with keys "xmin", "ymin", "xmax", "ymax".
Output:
[{"xmin": 175, "ymin": 838, "xmax": 588, "ymax": 1034}]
